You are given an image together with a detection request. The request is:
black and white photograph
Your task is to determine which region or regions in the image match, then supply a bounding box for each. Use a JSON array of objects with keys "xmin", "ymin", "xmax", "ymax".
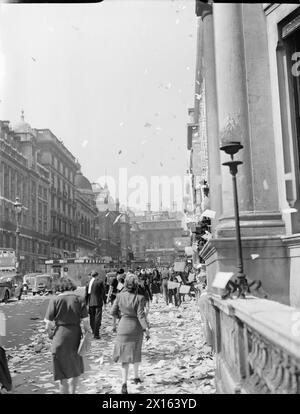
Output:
[{"xmin": 0, "ymin": 0, "xmax": 300, "ymax": 397}]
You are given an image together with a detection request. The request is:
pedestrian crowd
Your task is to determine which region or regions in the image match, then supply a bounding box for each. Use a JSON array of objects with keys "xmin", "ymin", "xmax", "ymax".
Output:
[{"xmin": 0, "ymin": 263, "xmax": 207, "ymax": 394}]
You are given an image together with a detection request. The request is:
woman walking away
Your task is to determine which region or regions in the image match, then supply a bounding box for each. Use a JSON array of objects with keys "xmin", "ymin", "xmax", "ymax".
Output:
[
  {"xmin": 44, "ymin": 277, "xmax": 90, "ymax": 394},
  {"xmin": 107, "ymin": 272, "xmax": 118, "ymax": 332},
  {"xmin": 137, "ymin": 273, "xmax": 152, "ymax": 317},
  {"xmin": 151, "ymin": 268, "xmax": 161, "ymax": 304},
  {"xmin": 111, "ymin": 273, "xmax": 150, "ymax": 394}
]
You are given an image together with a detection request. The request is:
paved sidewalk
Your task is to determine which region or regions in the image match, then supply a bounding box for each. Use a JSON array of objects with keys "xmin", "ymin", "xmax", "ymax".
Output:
[{"xmin": 9, "ymin": 297, "xmax": 216, "ymax": 394}]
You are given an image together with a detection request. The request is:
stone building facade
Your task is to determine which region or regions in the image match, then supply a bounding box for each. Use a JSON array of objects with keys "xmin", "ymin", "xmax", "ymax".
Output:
[
  {"xmin": 0, "ymin": 116, "xmax": 50, "ymax": 272},
  {"xmin": 0, "ymin": 113, "xmax": 101, "ymax": 271},
  {"xmin": 194, "ymin": 2, "xmax": 300, "ymax": 306},
  {"xmin": 35, "ymin": 127, "xmax": 80, "ymax": 259}
]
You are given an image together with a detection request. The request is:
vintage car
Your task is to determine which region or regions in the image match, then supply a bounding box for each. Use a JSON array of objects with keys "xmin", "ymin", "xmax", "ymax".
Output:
[
  {"xmin": 23, "ymin": 273, "xmax": 59, "ymax": 295},
  {"xmin": 0, "ymin": 271, "xmax": 24, "ymax": 303},
  {"xmin": 23, "ymin": 272, "xmax": 42, "ymax": 294}
]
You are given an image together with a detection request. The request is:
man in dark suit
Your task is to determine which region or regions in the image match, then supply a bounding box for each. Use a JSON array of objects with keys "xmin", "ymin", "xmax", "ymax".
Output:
[{"xmin": 85, "ymin": 270, "xmax": 106, "ymax": 339}]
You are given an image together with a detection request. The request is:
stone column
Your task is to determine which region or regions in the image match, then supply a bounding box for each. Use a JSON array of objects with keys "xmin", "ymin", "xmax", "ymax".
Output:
[
  {"xmin": 213, "ymin": 3, "xmax": 284, "ymax": 237},
  {"xmin": 200, "ymin": 3, "xmax": 222, "ymax": 234}
]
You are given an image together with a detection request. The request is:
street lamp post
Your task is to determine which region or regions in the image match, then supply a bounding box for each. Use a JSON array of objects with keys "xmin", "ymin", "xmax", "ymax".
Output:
[
  {"xmin": 220, "ymin": 141, "xmax": 265, "ymax": 299},
  {"xmin": 14, "ymin": 197, "xmax": 23, "ymax": 272}
]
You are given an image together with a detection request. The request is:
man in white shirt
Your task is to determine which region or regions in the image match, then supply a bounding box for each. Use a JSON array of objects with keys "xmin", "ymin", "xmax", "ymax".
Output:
[{"xmin": 85, "ymin": 271, "xmax": 106, "ymax": 339}]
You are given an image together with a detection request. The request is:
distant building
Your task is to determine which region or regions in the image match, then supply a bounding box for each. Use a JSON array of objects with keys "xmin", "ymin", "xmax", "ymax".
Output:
[
  {"xmin": 130, "ymin": 209, "xmax": 184, "ymax": 267},
  {"xmin": 74, "ymin": 171, "xmax": 98, "ymax": 258},
  {"xmin": 92, "ymin": 183, "xmax": 132, "ymax": 266}
]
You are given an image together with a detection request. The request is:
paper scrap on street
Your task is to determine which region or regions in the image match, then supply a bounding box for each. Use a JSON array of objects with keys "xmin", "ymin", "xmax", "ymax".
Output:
[{"xmin": 212, "ymin": 272, "xmax": 234, "ymax": 289}]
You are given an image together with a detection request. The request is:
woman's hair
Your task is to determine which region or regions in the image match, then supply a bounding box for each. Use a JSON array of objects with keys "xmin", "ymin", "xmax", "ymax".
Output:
[
  {"xmin": 124, "ymin": 273, "xmax": 139, "ymax": 293},
  {"xmin": 55, "ymin": 277, "xmax": 77, "ymax": 292}
]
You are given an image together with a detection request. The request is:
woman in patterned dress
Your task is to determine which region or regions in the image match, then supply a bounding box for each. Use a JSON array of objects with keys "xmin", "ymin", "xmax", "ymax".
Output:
[
  {"xmin": 111, "ymin": 273, "xmax": 150, "ymax": 394},
  {"xmin": 44, "ymin": 278, "xmax": 90, "ymax": 394}
]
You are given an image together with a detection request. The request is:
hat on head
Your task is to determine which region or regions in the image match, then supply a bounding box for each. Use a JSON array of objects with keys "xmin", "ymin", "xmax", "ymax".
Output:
[{"xmin": 90, "ymin": 270, "xmax": 98, "ymax": 277}]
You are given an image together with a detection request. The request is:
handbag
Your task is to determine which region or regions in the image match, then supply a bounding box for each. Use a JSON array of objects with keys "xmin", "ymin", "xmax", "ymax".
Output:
[{"xmin": 78, "ymin": 331, "xmax": 92, "ymax": 356}]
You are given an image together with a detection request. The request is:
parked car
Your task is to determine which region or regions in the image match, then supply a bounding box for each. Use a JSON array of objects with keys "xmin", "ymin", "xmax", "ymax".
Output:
[
  {"xmin": 23, "ymin": 272, "xmax": 42, "ymax": 294},
  {"xmin": 32, "ymin": 274, "xmax": 53, "ymax": 295},
  {"xmin": 0, "ymin": 273, "xmax": 24, "ymax": 303}
]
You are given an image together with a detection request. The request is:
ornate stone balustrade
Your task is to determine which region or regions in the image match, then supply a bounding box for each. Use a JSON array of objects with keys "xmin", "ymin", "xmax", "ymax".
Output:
[{"xmin": 206, "ymin": 295, "xmax": 300, "ymax": 393}]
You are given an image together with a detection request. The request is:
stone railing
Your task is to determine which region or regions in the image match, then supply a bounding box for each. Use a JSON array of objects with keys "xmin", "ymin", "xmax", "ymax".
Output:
[{"xmin": 204, "ymin": 295, "xmax": 300, "ymax": 393}]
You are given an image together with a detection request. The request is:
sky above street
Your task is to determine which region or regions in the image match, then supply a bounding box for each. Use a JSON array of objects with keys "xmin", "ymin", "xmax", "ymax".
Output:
[{"xmin": 0, "ymin": 0, "xmax": 197, "ymax": 210}]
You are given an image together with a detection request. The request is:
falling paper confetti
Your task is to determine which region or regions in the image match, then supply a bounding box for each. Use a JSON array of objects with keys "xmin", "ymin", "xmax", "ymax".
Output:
[
  {"xmin": 31, "ymin": 57, "xmax": 36, "ymax": 62},
  {"xmin": 144, "ymin": 122, "xmax": 152, "ymax": 128},
  {"xmin": 186, "ymin": 66, "xmax": 190, "ymax": 71},
  {"xmin": 160, "ymin": 162, "xmax": 163, "ymax": 167},
  {"xmin": 251, "ymin": 254, "xmax": 260, "ymax": 260},
  {"xmin": 82, "ymin": 140, "xmax": 88, "ymax": 148},
  {"xmin": 118, "ymin": 150, "xmax": 122, "ymax": 155},
  {"xmin": 119, "ymin": 122, "xmax": 124, "ymax": 127}
]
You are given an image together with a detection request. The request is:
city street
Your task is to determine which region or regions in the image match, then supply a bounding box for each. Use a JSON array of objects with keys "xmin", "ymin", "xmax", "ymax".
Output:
[{"xmin": 1, "ymin": 293, "xmax": 215, "ymax": 394}]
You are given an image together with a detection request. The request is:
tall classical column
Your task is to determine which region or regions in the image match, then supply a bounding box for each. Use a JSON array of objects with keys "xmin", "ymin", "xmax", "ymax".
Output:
[
  {"xmin": 200, "ymin": 3, "xmax": 222, "ymax": 234},
  {"xmin": 213, "ymin": 3, "xmax": 284, "ymax": 237}
]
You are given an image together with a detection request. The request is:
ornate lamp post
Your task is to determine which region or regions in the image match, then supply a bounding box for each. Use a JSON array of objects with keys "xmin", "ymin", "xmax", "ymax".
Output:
[
  {"xmin": 14, "ymin": 197, "xmax": 23, "ymax": 271},
  {"xmin": 220, "ymin": 141, "xmax": 249, "ymax": 298},
  {"xmin": 220, "ymin": 141, "xmax": 266, "ymax": 299}
]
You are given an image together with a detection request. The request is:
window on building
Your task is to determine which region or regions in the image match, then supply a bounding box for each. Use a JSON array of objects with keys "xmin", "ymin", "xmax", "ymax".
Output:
[
  {"xmin": 11, "ymin": 171, "xmax": 15, "ymax": 201},
  {"xmin": 278, "ymin": 10, "xmax": 300, "ymax": 210},
  {"xmin": 4, "ymin": 165, "xmax": 9, "ymax": 198},
  {"xmin": 4, "ymin": 207, "xmax": 9, "ymax": 221},
  {"xmin": 43, "ymin": 188, "xmax": 48, "ymax": 200}
]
